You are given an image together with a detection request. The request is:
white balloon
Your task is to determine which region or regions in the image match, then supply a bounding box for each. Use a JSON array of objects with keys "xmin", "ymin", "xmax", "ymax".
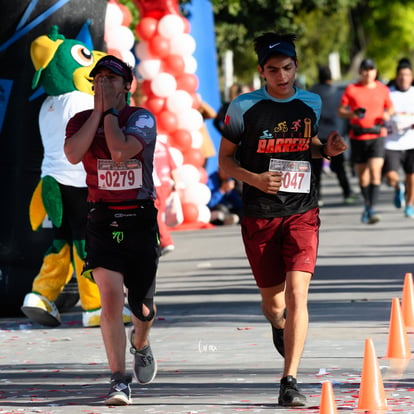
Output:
[
  {"xmin": 175, "ymin": 164, "xmax": 200, "ymax": 186},
  {"xmin": 169, "ymin": 147, "xmax": 184, "ymax": 168},
  {"xmin": 158, "ymin": 15, "xmax": 185, "ymax": 38},
  {"xmin": 106, "ymin": 26, "xmax": 135, "ymax": 51},
  {"xmin": 183, "ymin": 55, "xmax": 198, "ymax": 74},
  {"xmin": 169, "ymin": 33, "xmax": 196, "ymax": 56},
  {"xmin": 182, "ymin": 183, "xmax": 211, "ymax": 206},
  {"xmin": 151, "ymin": 72, "xmax": 177, "ymax": 98},
  {"xmin": 120, "ymin": 50, "xmax": 136, "ymax": 68},
  {"xmin": 198, "ymin": 205, "xmax": 211, "ymax": 223},
  {"xmin": 137, "ymin": 59, "xmax": 161, "ymax": 80},
  {"xmin": 166, "ymin": 90, "xmax": 193, "ymax": 114},
  {"xmin": 177, "ymin": 108, "xmax": 203, "ymax": 130},
  {"xmin": 190, "ymin": 130, "xmax": 203, "ymax": 149},
  {"xmin": 105, "ymin": 3, "xmax": 123, "ymax": 31}
]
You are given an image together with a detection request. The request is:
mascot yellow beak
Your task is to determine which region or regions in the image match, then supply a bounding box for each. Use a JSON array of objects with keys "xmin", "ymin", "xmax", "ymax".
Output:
[
  {"xmin": 73, "ymin": 50, "xmax": 107, "ymax": 95},
  {"xmin": 31, "ymin": 30, "xmax": 64, "ymax": 89}
]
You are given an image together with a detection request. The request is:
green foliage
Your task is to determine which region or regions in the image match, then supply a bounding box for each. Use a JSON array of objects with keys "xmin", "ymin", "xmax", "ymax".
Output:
[{"xmin": 114, "ymin": 0, "xmax": 414, "ymax": 85}]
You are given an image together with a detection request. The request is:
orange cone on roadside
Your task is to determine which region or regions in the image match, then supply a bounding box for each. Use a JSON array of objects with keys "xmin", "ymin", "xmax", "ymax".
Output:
[
  {"xmin": 319, "ymin": 381, "xmax": 337, "ymax": 414},
  {"xmin": 357, "ymin": 338, "xmax": 388, "ymax": 411},
  {"xmin": 385, "ymin": 297, "xmax": 411, "ymax": 359},
  {"xmin": 401, "ymin": 272, "xmax": 414, "ymax": 329}
]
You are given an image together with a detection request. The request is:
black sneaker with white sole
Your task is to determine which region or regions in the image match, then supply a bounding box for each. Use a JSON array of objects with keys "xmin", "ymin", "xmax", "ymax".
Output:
[
  {"xmin": 104, "ymin": 372, "xmax": 132, "ymax": 406},
  {"xmin": 278, "ymin": 375, "xmax": 306, "ymax": 407},
  {"xmin": 272, "ymin": 326, "xmax": 285, "ymax": 357},
  {"xmin": 272, "ymin": 308, "xmax": 287, "ymax": 357}
]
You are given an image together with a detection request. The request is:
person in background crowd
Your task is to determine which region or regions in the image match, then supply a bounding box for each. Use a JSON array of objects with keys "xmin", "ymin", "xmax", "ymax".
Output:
[
  {"xmin": 207, "ymin": 167, "xmax": 242, "ymax": 225},
  {"xmin": 154, "ymin": 135, "xmax": 178, "ymax": 254},
  {"xmin": 338, "ymin": 58, "xmax": 393, "ymax": 224},
  {"xmin": 213, "ymin": 83, "xmax": 250, "ymax": 136},
  {"xmin": 383, "ymin": 58, "xmax": 414, "ymax": 218},
  {"xmin": 310, "ymin": 65, "xmax": 356, "ymax": 206}
]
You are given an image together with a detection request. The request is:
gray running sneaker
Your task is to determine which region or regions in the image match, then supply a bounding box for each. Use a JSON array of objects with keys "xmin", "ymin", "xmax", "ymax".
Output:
[
  {"xmin": 104, "ymin": 372, "xmax": 132, "ymax": 406},
  {"xmin": 129, "ymin": 327, "xmax": 157, "ymax": 384}
]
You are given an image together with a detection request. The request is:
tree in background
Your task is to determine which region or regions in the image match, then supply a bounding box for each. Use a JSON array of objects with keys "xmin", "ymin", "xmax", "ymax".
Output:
[{"xmin": 119, "ymin": 0, "xmax": 414, "ymax": 85}]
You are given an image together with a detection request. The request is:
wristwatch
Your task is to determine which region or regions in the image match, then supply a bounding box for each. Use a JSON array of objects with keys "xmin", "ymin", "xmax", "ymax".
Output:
[
  {"xmin": 319, "ymin": 144, "xmax": 332, "ymax": 160},
  {"xmin": 103, "ymin": 108, "xmax": 119, "ymax": 118}
]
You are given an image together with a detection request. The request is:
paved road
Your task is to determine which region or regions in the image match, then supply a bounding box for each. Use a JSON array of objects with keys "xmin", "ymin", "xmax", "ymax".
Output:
[{"xmin": 1, "ymin": 173, "xmax": 414, "ymax": 413}]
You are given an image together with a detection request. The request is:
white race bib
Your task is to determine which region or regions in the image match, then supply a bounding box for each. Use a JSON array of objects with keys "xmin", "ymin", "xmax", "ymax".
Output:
[
  {"xmin": 97, "ymin": 159, "xmax": 142, "ymax": 190},
  {"xmin": 269, "ymin": 158, "xmax": 311, "ymax": 193}
]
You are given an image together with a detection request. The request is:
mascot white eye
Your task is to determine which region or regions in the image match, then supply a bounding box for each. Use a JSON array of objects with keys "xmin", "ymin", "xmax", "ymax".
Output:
[{"xmin": 71, "ymin": 44, "xmax": 93, "ymax": 67}]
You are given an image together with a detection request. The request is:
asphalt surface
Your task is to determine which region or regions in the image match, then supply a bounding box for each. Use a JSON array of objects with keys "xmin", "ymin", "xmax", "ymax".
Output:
[{"xmin": 1, "ymin": 171, "xmax": 414, "ymax": 413}]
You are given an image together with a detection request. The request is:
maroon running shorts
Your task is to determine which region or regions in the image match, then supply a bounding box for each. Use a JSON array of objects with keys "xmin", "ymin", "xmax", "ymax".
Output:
[{"xmin": 241, "ymin": 207, "xmax": 320, "ymax": 288}]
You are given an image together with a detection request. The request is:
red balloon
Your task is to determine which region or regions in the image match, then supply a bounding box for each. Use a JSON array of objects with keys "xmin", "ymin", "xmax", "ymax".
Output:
[
  {"xmin": 183, "ymin": 148, "xmax": 205, "ymax": 168},
  {"xmin": 132, "ymin": 0, "xmax": 180, "ymax": 18},
  {"xmin": 118, "ymin": 3, "xmax": 132, "ymax": 27},
  {"xmin": 107, "ymin": 48, "xmax": 123, "ymax": 60},
  {"xmin": 162, "ymin": 54, "xmax": 185, "ymax": 77},
  {"xmin": 148, "ymin": 35, "xmax": 170, "ymax": 58},
  {"xmin": 157, "ymin": 110, "xmax": 178, "ymax": 134},
  {"xmin": 135, "ymin": 17, "xmax": 158, "ymax": 41},
  {"xmin": 170, "ymin": 129, "xmax": 192, "ymax": 152},
  {"xmin": 182, "ymin": 202, "xmax": 199, "ymax": 223},
  {"xmin": 198, "ymin": 167, "xmax": 208, "ymax": 184},
  {"xmin": 176, "ymin": 73, "xmax": 199, "ymax": 94},
  {"xmin": 140, "ymin": 80, "xmax": 152, "ymax": 97},
  {"xmin": 191, "ymin": 92, "xmax": 202, "ymax": 109},
  {"xmin": 182, "ymin": 17, "xmax": 191, "ymax": 33},
  {"xmin": 144, "ymin": 95, "xmax": 165, "ymax": 114}
]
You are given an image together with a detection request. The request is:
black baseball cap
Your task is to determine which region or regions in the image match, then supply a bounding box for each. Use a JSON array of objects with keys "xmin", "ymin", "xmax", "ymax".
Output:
[
  {"xmin": 359, "ymin": 58, "xmax": 376, "ymax": 70},
  {"xmin": 258, "ymin": 41, "xmax": 296, "ymax": 65},
  {"xmin": 90, "ymin": 55, "xmax": 133, "ymax": 83}
]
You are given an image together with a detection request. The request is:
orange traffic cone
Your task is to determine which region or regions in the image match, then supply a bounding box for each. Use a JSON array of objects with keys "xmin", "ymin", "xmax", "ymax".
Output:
[
  {"xmin": 319, "ymin": 381, "xmax": 337, "ymax": 414},
  {"xmin": 357, "ymin": 338, "xmax": 388, "ymax": 411},
  {"xmin": 401, "ymin": 272, "xmax": 414, "ymax": 330},
  {"xmin": 385, "ymin": 297, "xmax": 411, "ymax": 359}
]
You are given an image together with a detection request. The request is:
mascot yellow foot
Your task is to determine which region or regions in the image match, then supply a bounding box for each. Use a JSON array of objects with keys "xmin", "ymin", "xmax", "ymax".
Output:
[
  {"xmin": 21, "ymin": 293, "xmax": 132, "ymax": 328},
  {"xmin": 21, "ymin": 292, "xmax": 61, "ymax": 327},
  {"xmin": 83, "ymin": 306, "xmax": 132, "ymax": 328}
]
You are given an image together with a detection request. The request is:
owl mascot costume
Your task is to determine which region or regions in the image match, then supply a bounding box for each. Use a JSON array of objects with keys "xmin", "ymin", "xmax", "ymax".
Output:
[{"xmin": 21, "ymin": 26, "xmax": 131, "ymax": 327}]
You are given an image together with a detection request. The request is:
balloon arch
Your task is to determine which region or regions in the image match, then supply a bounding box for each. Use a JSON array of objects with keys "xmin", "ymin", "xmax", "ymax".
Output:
[{"xmin": 105, "ymin": 0, "xmax": 217, "ymax": 228}]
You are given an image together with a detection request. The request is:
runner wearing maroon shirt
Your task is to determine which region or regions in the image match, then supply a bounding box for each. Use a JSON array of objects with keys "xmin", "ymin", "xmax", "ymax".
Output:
[{"xmin": 65, "ymin": 55, "xmax": 159, "ymax": 406}]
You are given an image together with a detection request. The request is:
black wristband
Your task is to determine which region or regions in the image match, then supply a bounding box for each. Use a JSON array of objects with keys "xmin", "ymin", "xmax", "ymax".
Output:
[
  {"xmin": 103, "ymin": 108, "xmax": 119, "ymax": 118},
  {"xmin": 319, "ymin": 144, "xmax": 332, "ymax": 160}
]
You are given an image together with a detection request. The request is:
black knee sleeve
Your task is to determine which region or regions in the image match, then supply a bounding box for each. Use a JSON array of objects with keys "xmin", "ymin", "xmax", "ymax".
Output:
[{"xmin": 130, "ymin": 297, "xmax": 155, "ymax": 322}]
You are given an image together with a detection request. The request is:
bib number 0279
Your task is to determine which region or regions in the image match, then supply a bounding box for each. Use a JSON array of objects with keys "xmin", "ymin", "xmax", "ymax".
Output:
[{"xmin": 97, "ymin": 159, "xmax": 143, "ymax": 190}]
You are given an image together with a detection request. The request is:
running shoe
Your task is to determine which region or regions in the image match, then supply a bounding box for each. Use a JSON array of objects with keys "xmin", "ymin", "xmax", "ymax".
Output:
[
  {"xmin": 129, "ymin": 327, "xmax": 157, "ymax": 384},
  {"xmin": 368, "ymin": 209, "xmax": 381, "ymax": 224},
  {"xmin": 278, "ymin": 375, "xmax": 306, "ymax": 407},
  {"xmin": 361, "ymin": 207, "xmax": 370, "ymax": 224},
  {"xmin": 344, "ymin": 193, "xmax": 358, "ymax": 205},
  {"xmin": 394, "ymin": 183, "xmax": 405, "ymax": 209},
  {"xmin": 161, "ymin": 245, "xmax": 175, "ymax": 256},
  {"xmin": 104, "ymin": 372, "xmax": 132, "ymax": 406},
  {"xmin": 405, "ymin": 205, "xmax": 414, "ymax": 218},
  {"xmin": 21, "ymin": 292, "xmax": 61, "ymax": 327},
  {"xmin": 272, "ymin": 327, "xmax": 285, "ymax": 357}
]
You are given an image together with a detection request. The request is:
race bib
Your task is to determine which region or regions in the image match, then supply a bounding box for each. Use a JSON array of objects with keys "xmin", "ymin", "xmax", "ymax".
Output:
[
  {"xmin": 269, "ymin": 158, "xmax": 311, "ymax": 193},
  {"xmin": 97, "ymin": 159, "xmax": 142, "ymax": 190}
]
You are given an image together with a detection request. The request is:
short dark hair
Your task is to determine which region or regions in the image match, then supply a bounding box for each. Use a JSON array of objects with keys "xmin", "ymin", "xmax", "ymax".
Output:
[
  {"xmin": 397, "ymin": 57, "xmax": 412, "ymax": 72},
  {"xmin": 254, "ymin": 32, "xmax": 297, "ymax": 66},
  {"xmin": 318, "ymin": 65, "xmax": 332, "ymax": 83}
]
